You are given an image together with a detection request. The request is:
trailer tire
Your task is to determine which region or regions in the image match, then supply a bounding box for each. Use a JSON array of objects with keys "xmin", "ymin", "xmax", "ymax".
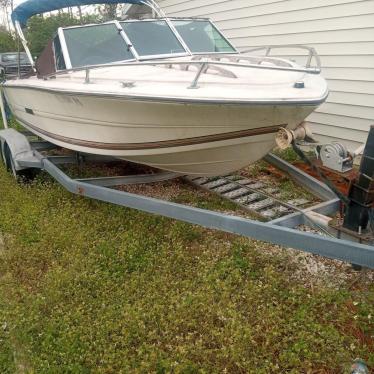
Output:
[
  {"xmin": 0, "ymin": 141, "xmax": 5, "ymax": 165},
  {"xmin": 1, "ymin": 141, "xmax": 37, "ymax": 182}
]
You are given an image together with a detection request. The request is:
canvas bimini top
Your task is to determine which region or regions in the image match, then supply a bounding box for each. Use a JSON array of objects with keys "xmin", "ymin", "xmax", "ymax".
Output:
[{"xmin": 12, "ymin": 0, "xmax": 150, "ymax": 26}]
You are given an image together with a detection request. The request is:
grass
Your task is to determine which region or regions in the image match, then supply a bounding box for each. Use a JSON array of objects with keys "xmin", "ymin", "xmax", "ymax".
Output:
[
  {"xmin": 0, "ymin": 163, "xmax": 373, "ymax": 373},
  {"xmin": 273, "ymin": 148, "xmax": 301, "ymax": 163},
  {"xmin": 242, "ymin": 157, "xmax": 317, "ymax": 203},
  {"xmin": 0, "ymin": 119, "xmax": 372, "ymax": 372}
]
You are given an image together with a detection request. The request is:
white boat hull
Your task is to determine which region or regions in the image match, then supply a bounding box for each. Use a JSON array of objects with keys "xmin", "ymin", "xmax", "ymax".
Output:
[{"xmin": 3, "ymin": 85, "xmax": 319, "ymax": 175}]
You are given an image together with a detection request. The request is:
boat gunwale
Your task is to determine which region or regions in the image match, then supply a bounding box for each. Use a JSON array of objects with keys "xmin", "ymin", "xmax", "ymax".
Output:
[{"xmin": 3, "ymin": 83, "xmax": 329, "ymax": 106}]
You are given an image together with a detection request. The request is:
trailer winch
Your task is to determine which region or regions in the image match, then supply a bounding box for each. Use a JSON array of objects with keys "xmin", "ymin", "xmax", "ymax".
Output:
[{"xmin": 318, "ymin": 142, "xmax": 353, "ymax": 173}]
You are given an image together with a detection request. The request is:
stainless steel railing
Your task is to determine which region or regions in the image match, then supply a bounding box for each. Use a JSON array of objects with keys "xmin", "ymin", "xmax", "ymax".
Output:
[
  {"xmin": 241, "ymin": 45, "xmax": 321, "ymax": 71},
  {"xmin": 43, "ymin": 50, "xmax": 322, "ymax": 89}
]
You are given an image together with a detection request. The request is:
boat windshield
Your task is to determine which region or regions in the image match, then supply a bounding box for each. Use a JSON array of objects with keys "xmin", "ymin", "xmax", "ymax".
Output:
[
  {"xmin": 53, "ymin": 36, "xmax": 66, "ymax": 70},
  {"xmin": 58, "ymin": 18, "xmax": 237, "ymax": 70},
  {"xmin": 121, "ymin": 20, "xmax": 186, "ymax": 57},
  {"xmin": 172, "ymin": 20, "xmax": 236, "ymax": 53},
  {"xmin": 62, "ymin": 23, "xmax": 134, "ymax": 68}
]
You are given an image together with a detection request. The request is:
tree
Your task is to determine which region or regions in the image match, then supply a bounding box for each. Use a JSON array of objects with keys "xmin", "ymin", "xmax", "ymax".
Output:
[
  {"xmin": 0, "ymin": 26, "xmax": 16, "ymax": 53},
  {"xmin": 26, "ymin": 12, "xmax": 100, "ymax": 57},
  {"xmin": 26, "ymin": 13, "xmax": 78, "ymax": 56},
  {"xmin": 77, "ymin": 6, "xmax": 83, "ymax": 23},
  {"xmin": 101, "ymin": 4, "xmax": 118, "ymax": 21},
  {"xmin": 0, "ymin": 0, "xmax": 13, "ymax": 31}
]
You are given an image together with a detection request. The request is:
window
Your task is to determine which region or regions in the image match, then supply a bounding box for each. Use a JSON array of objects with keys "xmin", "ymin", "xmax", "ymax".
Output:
[
  {"xmin": 53, "ymin": 36, "xmax": 66, "ymax": 71},
  {"xmin": 121, "ymin": 20, "xmax": 186, "ymax": 57},
  {"xmin": 63, "ymin": 23, "xmax": 134, "ymax": 68},
  {"xmin": 172, "ymin": 20, "xmax": 236, "ymax": 54}
]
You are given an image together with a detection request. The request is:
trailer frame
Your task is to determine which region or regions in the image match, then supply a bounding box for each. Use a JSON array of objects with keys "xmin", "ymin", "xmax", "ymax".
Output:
[{"xmin": 0, "ymin": 127, "xmax": 373, "ymax": 268}]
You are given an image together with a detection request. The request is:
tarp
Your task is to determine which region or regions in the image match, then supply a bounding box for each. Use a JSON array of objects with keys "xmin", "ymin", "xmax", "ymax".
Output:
[{"xmin": 12, "ymin": 0, "xmax": 147, "ymax": 26}]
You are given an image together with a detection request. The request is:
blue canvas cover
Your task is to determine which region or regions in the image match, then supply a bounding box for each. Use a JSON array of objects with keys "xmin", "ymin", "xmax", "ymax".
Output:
[{"xmin": 12, "ymin": 0, "xmax": 146, "ymax": 26}]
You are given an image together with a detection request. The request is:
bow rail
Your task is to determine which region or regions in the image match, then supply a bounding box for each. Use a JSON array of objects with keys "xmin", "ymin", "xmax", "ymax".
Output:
[
  {"xmin": 241, "ymin": 45, "xmax": 321, "ymax": 72},
  {"xmin": 43, "ymin": 56, "xmax": 322, "ymax": 90}
]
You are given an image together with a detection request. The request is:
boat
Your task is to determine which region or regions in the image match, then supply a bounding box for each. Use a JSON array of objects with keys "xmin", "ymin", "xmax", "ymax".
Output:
[{"xmin": 2, "ymin": 0, "xmax": 328, "ymax": 176}]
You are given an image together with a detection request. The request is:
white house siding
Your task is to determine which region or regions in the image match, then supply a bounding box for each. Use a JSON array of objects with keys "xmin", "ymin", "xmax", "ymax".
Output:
[{"xmin": 158, "ymin": 0, "xmax": 374, "ymax": 150}]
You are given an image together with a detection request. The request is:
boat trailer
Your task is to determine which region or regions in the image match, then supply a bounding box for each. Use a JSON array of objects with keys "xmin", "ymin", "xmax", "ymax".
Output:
[{"xmin": 0, "ymin": 123, "xmax": 373, "ymax": 269}]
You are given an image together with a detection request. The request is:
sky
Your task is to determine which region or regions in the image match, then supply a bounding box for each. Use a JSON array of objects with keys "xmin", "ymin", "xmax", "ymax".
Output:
[
  {"xmin": 1, "ymin": 0, "xmax": 96, "ymax": 29},
  {"xmin": 1, "ymin": 1, "xmax": 32, "ymax": 28}
]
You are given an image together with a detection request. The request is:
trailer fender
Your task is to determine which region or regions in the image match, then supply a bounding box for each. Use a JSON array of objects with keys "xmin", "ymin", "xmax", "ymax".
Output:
[{"xmin": 0, "ymin": 128, "xmax": 35, "ymax": 171}]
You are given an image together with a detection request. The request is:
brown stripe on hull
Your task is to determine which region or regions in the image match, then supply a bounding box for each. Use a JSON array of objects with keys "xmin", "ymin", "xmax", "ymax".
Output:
[{"xmin": 16, "ymin": 116, "xmax": 281, "ymax": 151}]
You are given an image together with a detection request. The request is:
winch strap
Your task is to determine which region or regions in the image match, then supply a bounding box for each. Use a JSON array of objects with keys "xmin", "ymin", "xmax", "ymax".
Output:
[{"xmin": 291, "ymin": 141, "xmax": 350, "ymax": 206}]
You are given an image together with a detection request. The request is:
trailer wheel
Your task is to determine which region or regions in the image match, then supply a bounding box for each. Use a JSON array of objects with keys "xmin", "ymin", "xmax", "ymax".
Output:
[
  {"xmin": 1, "ymin": 141, "xmax": 37, "ymax": 182},
  {"xmin": 0, "ymin": 142, "xmax": 5, "ymax": 165}
]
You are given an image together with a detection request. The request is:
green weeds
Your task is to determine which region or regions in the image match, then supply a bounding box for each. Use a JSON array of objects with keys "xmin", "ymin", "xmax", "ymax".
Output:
[{"xmin": 0, "ymin": 164, "xmax": 373, "ymax": 373}]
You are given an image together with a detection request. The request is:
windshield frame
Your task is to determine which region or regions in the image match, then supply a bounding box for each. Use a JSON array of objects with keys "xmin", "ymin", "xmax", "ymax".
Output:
[
  {"xmin": 169, "ymin": 17, "xmax": 238, "ymax": 56},
  {"xmin": 57, "ymin": 17, "xmax": 238, "ymax": 70},
  {"xmin": 120, "ymin": 19, "xmax": 190, "ymax": 60},
  {"xmin": 58, "ymin": 21, "xmax": 137, "ymax": 70}
]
